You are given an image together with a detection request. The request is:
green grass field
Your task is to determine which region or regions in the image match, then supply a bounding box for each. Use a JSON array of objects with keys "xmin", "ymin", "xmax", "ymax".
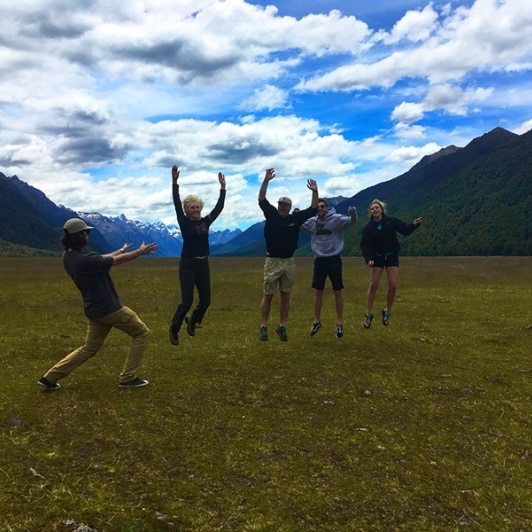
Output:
[{"xmin": 1, "ymin": 256, "xmax": 531, "ymax": 531}]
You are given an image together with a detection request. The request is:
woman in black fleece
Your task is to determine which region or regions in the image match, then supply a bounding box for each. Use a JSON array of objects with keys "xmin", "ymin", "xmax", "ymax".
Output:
[
  {"xmin": 169, "ymin": 165, "xmax": 226, "ymax": 345},
  {"xmin": 360, "ymin": 199, "xmax": 422, "ymax": 328}
]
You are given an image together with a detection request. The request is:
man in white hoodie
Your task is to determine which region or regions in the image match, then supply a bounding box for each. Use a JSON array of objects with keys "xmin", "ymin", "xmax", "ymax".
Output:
[{"xmin": 301, "ymin": 199, "xmax": 357, "ymax": 339}]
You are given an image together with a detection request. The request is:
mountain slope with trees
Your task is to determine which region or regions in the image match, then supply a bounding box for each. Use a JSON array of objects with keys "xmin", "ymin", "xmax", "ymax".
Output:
[{"xmin": 296, "ymin": 127, "xmax": 531, "ymax": 257}]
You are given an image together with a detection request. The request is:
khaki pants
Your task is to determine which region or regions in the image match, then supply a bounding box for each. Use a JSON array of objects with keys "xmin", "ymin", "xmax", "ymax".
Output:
[{"xmin": 44, "ymin": 306, "xmax": 149, "ymax": 384}]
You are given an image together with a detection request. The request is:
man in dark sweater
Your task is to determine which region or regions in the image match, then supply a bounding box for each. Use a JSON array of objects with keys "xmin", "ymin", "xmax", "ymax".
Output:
[
  {"xmin": 258, "ymin": 168, "xmax": 318, "ymax": 342},
  {"xmin": 38, "ymin": 218, "xmax": 158, "ymax": 390}
]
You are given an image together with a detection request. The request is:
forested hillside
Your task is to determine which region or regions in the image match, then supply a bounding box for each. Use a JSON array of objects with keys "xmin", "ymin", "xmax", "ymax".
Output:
[
  {"xmin": 297, "ymin": 127, "xmax": 531, "ymax": 257},
  {"xmin": 0, "ymin": 238, "xmax": 57, "ymax": 257}
]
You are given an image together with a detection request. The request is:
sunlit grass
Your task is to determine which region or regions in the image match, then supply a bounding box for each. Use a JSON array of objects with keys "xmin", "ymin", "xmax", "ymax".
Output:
[{"xmin": 0, "ymin": 256, "xmax": 531, "ymax": 530}]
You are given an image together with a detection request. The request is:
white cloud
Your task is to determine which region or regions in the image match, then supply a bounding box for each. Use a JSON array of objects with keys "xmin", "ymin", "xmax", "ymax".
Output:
[
  {"xmin": 391, "ymin": 84, "xmax": 494, "ymax": 124},
  {"xmin": 386, "ymin": 142, "xmax": 442, "ymax": 163},
  {"xmin": 321, "ymin": 176, "xmax": 361, "ymax": 198},
  {"xmin": 4, "ymin": 109, "xmax": 444, "ymax": 228},
  {"xmin": 424, "ymin": 84, "xmax": 493, "ymax": 115},
  {"xmin": 383, "ymin": 5, "xmax": 438, "ymax": 44},
  {"xmin": 241, "ymin": 85, "xmax": 289, "ymax": 111},
  {"xmin": 513, "ymin": 119, "xmax": 532, "ymax": 135},
  {"xmin": 391, "ymin": 102, "xmax": 425, "ymax": 123},
  {"xmin": 394, "ymin": 122, "xmax": 426, "ymax": 139},
  {"xmin": 297, "ymin": 0, "xmax": 532, "ymax": 92},
  {"xmin": 0, "ymin": 0, "xmax": 530, "ymax": 231}
]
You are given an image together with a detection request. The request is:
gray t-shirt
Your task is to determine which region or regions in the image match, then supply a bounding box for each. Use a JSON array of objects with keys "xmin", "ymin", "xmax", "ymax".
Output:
[{"xmin": 63, "ymin": 250, "xmax": 122, "ymax": 319}]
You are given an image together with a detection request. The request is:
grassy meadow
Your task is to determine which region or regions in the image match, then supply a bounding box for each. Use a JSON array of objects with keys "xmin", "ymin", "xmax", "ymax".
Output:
[{"xmin": 0, "ymin": 256, "xmax": 531, "ymax": 531}]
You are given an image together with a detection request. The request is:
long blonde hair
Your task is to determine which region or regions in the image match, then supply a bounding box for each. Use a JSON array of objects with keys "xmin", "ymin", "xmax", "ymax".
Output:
[
  {"xmin": 183, "ymin": 194, "xmax": 204, "ymax": 217},
  {"xmin": 368, "ymin": 198, "xmax": 387, "ymax": 219}
]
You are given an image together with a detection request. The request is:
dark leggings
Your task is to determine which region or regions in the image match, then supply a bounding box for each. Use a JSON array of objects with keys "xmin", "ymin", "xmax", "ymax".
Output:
[{"xmin": 172, "ymin": 257, "xmax": 211, "ymax": 331}]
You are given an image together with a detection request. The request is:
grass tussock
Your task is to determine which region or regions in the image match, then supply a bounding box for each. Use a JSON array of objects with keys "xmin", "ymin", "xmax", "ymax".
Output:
[{"xmin": 0, "ymin": 256, "xmax": 531, "ymax": 531}]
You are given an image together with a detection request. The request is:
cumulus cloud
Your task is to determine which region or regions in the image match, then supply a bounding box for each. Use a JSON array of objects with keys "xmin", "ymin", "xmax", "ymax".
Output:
[
  {"xmin": 386, "ymin": 142, "xmax": 442, "ymax": 163},
  {"xmin": 381, "ymin": 5, "xmax": 438, "ymax": 44},
  {"xmin": 321, "ymin": 176, "xmax": 361, "ymax": 198},
  {"xmin": 0, "ymin": 0, "xmax": 530, "ymax": 229},
  {"xmin": 297, "ymin": 0, "xmax": 532, "ymax": 92},
  {"xmin": 392, "ymin": 84, "xmax": 493, "ymax": 124},
  {"xmin": 513, "ymin": 118, "xmax": 532, "ymax": 135},
  {"xmin": 391, "ymin": 102, "xmax": 425, "ymax": 123},
  {"xmin": 241, "ymin": 85, "xmax": 289, "ymax": 111},
  {"xmin": 394, "ymin": 122, "xmax": 426, "ymax": 139},
  {"xmin": 0, "ymin": 112, "xmax": 366, "ymax": 228}
]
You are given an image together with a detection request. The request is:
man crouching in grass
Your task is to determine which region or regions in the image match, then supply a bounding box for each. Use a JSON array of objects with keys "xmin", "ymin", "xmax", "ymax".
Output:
[{"xmin": 37, "ymin": 218, "xmax": 158, "ymax": 391}]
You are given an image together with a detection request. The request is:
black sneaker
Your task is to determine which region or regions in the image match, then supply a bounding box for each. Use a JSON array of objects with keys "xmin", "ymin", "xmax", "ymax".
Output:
[
  {"xmin": 309, "ymin": 322, "xmax": 322, "ymax": 337},
  {"xmin": 185, "ymin": 316, "xmax": 195, "ymax": 337},
  {"xmin": 336, "ymin": 324, "xmax": 344, "ymax": 339},
  {"xmin": 260, "ymin": 326, "xmax": 269, "ymax": 341},
  {"xmin": 276, "ymin": 325, "xmax": 288, "ymax": 342},
  {"xmin": 119, "ymin": 377, "xmax": 149, "ymax": 388},
  {"xmin": 37, "ymin": 377, "xmax": 61, "ymax": 391},
  {"xmin": 169, "ymin": 324, "xmax": 179, "ymax": 345},
  {"xmin": 382, "ymin": 308, "xmax": 391, "ymax": 326},
  {"xmin": 363, "ymin": 313, "xmax": 373, "ymax": 329}
]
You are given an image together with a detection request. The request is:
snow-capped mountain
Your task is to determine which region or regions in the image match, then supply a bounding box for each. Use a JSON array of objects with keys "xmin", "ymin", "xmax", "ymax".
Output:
[{"xmin": 77, "ymin": 212, "xmax": 240, "ymax": 257}]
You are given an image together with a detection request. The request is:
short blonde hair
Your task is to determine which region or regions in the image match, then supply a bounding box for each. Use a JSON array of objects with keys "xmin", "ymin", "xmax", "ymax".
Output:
[
  {"xmin": 183, "ymin": 194, "xmax": 204, "ymax": 217},
  {"xmin": 368, "ymin": 198, "xmax": 387, "ymax": 219}
]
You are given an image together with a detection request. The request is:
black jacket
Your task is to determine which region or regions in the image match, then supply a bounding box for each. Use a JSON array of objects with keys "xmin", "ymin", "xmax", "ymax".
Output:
[{"xmin": 360, "ymin": 215, "xmax": 419, "ymax": 263}]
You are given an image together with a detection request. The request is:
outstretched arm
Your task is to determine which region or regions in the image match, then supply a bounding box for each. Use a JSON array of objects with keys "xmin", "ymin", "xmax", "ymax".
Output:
[
  {"xmin": 307, "ymin": 179, "xmax": 318, "ymax": 208},
  {"xmin": 103, "ymin": 242, "xmax": 134, "ymax": 258},
  {"xmin": 395, "ymin": 215, "xmax": 423, "ymax": 236},
  {"xmin": 112, "ymin": 241, "xmax": 158, "ymax": 266},
  {"xmin": 258, "ymin": 168, "xmax": 275, "ymax": 201}
]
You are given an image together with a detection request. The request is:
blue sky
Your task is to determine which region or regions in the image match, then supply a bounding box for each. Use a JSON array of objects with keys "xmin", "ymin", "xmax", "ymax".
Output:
[{"xmin": 1, "ymin": 0, "xmax": 530, "ymax": 230}]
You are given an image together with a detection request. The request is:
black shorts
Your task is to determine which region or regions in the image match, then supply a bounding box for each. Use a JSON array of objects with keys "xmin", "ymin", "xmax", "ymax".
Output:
[
  {"xmin": 312, "ymin": 255, "xmax": 343, "ymax": 291},
  {"xmin": 373, "ymin": 252, "xmax": 399, "ymax": 268}
]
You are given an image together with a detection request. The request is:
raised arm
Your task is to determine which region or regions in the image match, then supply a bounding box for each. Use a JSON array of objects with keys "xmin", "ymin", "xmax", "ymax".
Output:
[
  {"xmin": 218, "ymin": 172, "xmax": 226, "ymax": 190},
  {"xmin": 172, "ymin": 165, "xmax": 185, "ymax": 219},
  {"xmin": 348, "ymin": 206, "xmax": 358, "ymax": 226},
  {"xmin": 307, "ymin": 179, "xmax": 318, "ymax": 208},
  {"xmin": 258, "ymin": 168, "xmax": 275, "ymax": 201},
  {"xmin": 172, "ymin": 165, "xmax": 179, "ymax": 184},
  {"xmin": 208, "ymin": 173, "xmax": 227, "ymax": 223}
]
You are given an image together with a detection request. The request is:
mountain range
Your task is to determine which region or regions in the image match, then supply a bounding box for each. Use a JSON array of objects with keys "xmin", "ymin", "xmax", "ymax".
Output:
[
  {"xmin": 1, "ymin": 126, "xmax": 531, "ymax": 257},
  {"xmin": 0, "ymin": 175, "xmax": 240, "ymax": 257}
]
